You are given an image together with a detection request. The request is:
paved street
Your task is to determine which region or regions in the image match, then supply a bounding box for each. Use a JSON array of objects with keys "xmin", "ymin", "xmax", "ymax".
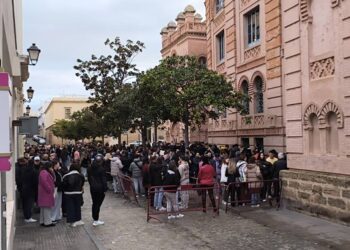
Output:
[{"xmin": 14, "ymin": 189, "xmax": 350, "ymax": 250}]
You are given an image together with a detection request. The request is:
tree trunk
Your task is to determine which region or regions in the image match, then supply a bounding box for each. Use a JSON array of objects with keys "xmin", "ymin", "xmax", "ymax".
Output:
[
  {"xmin": 141, "ymin": 127, "xmax": 147, "ymax": 146},
  {"xmin": 184, "ymin": 122, "xmax": 190, "ymax": 148},
  {"xmin": 118, "ymin": 132, "xmax": 122, "ymax": 145},
  {"xmin": 153, "ymin": 121, "xmax": 158, "ymax": 143}
]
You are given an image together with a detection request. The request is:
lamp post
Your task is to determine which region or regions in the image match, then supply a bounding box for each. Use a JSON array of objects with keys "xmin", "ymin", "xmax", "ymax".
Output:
[
  {"xmin": 27, "ymin": 43, "xmax": 41, "ymax": 66},
  {"xmin": 25, "ymin": 105, "xmax": 31, "ymax": 116},
  {"xmin": 23, "ymin": 86, "xmax": 34, "ymax": 103}
]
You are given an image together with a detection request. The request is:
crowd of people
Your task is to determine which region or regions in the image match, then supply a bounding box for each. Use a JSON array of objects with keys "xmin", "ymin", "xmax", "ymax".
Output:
[{"xmin": 15, "ymin": 141, "xmax": 287, "ymax": 223}]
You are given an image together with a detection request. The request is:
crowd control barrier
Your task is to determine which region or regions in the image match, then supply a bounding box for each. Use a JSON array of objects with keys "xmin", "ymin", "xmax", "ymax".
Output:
[
  {"xmin": 221, "ymin": 179, "xmax": 282, "ymax": 213},
  {"xmin": 147, "ymin": 183, "xmax": 221, "ymax": 222}
]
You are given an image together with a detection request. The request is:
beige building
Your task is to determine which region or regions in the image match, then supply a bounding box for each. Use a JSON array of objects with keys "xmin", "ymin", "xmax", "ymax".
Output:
[
  {"xmin": 280, "ymin": 0, "xmax": 350, "ymax": 224},
  {"xmin": 43, "ymin": 97, "xmax": 143, "ymax": 146},
  {"xmin": 161, "ymin": 1, "xmax": 350, "ymax": 223},
  {"xmin": 0, "ymin": 0, "xmax": 31, "ymax": 248},
  {"xmin": 44, "ymin": 97, "xmax": 90, "ymax": 145},
  {"xmin": 204, "ymin": 0, "xmax": 284, "ymax": 152},
  {"xmin": 160, "ymin": 5, "xmax": 208, "ymax": 143}
]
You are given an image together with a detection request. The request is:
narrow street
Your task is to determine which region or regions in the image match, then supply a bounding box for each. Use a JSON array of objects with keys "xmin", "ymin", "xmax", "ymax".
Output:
[{"xmin": 14, "ymin": 190, "xmax": 350, "ymax": 250}]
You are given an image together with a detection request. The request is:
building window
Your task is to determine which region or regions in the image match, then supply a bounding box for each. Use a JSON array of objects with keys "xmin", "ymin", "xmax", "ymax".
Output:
[
  {"xmin": 241, "ymin": 80, "xmax": 250, "ymax": 115},
  {"xmin": 199, "ymin": 56, "xmax": 207, "ymax": 68},
  {"xmin": 254, "ymin": 76, "xmax": 264, "ymax": 113},
  {"xmin": 216, "ymin": 31, "xmax": 225, "ymax": 63},
  {"xmin": 216, "ymin": 0, "xmax": 224, "ymax": 13},
  {"xmin": 255, "ymin": 138, "xmax": 264, "ymax": 152},
  {"xmin": 309, "ymin": 114, "xmax": 320, "ymax": 154},
  {"xmin": 241, "ymin": 138, "xmax": 250, "ymax": 149},
  {"xmin": 326, "ymin": 112, "xmax": 339, "ymax": 154},
  {"xmin": 245, "ymin": 6, "xmax": 260, "ymax": 48},
  {"xmin": 64, "ymin": 107, "xmax": 72, "ymax": 119}
]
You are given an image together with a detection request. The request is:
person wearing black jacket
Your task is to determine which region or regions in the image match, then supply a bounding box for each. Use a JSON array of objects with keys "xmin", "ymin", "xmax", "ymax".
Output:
[
  {"xmin": 87, "ymin": 154, "xmax": 107, "ymax": 226},
  {"xmin": 149, "ymin": 156, "xmax": 165, "ymax": 211},
  {"xmin": 16, "ymin": 157, "xmax": 37, "ymax": 223},
  {"xmin": 62, "ymin": 163, "xmax": 85, "ymax": 227},
  {"xmin": 163, "ymin": 161, "xmax": 182, "ymax": 220},
  {"xmin": 51, "ymin": 160, "xmax": 66, "ymax": 222},
  {"xmin": 273, "ymin": 153, "xmax": 288, "ymax": 205}
]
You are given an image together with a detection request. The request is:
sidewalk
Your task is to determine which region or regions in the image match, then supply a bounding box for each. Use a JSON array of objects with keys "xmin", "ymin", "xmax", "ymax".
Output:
[
  {"xmin": 229, "ymin": 206, "xmax": 350, "ymax": 250},
  {"xmin": 13, "ymin": 206, "xmax": 98, "ymax": 250}
]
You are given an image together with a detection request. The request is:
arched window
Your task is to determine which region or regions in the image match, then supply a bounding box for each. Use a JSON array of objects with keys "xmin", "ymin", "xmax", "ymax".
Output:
[
  {"xmin": 326, "ymin": 111, "xmax": 338, "ymax": 154},
  {"xmin": 241, "ymin": 80, "xmax": 249, "ymax": 114},
  {"xmin": 309, "ymin": 113, "xmax": 320, "ymax": 154},
  {"xmin": 199, "ymin": 56, "xmax": 207, "ymax": 68},
  {"xmin": 254, "ymin": 76, "xmax": 264, "ymax": 113}
]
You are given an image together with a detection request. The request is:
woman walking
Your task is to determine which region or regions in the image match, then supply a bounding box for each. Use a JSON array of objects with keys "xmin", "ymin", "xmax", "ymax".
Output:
[
  {"xmin": 62, "ymin": 163, "xmax": 85, "ymax": 227},
  {"xmin": 87, "ymin": 154, "xmax": 108, "ymax": 226},
  {"xmin": 38, "ymin": 161, "xmax": 55, "ymax": 227}
]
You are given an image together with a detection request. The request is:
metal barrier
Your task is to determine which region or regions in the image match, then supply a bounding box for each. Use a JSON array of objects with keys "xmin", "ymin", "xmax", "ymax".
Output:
[
  {"xmin": 117, "ymin": 173, "xmax": 139, "ymax": 205},
  {"xmin": 222, "ymin": 179, "xmax": 282, "ymax": 213},
  {"xmin": 147, "ymin": 184, "xmax": 221, "ymax": 222}
]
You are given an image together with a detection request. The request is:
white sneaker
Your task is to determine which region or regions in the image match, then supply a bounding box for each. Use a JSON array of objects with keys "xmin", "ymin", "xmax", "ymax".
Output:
[
  {"xmin": 24, "ymin": 218, "xmax": 37, "ymax": 223},
  {"xmin": 93, "ymin": 220, "xmax": 105, "ymax": 226},
  {"xmin": 159, "ymin": 207, "xmax": 166, "ymax": 211},
  {"xmin": 167, "ymin": 215, "xmax": 176, "ymax": 220},
  {"xmin": 73, "ymin": 220, "xmax": 85, "ymax": 227},
  {"xmin": 176, "ymin": 214, "xmax": 184, "ymax": 219}
]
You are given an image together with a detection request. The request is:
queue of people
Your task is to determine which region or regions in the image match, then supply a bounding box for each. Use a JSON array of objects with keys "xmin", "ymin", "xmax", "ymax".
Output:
[{"xmin": 16, "ymin": 142, "xmax": 287, "ymax": 224}]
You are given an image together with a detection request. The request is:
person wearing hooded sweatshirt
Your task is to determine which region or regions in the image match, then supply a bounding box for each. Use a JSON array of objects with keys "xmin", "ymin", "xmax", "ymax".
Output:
[
  {"xmin": 178, "ymin": 155, "xmax": 190, "ymax": 209},
  {"xmin": 129, "ymin": 151, "xmax": 144, "ymax": 196},
  {"xmin": 87, "ymin": 154, "xmax": 108, "ymax": 226}
]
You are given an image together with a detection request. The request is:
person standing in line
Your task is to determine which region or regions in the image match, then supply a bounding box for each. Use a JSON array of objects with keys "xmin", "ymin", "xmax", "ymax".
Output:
[
  {"xmin": 246, "ymin": 157, "xmax": 263, "ymax": 207},
  {"xmin": 87, "ymin": 154, "xmax": 108, "ymax": 227},
  {"xmin": 129, "ymin": 151, "xmax": 144, "ymax": 196},
  {"xmin": 16, "ymin": 157, "xmax": 37, "ymax": 223},
  {"xmin": 178, "ymin": 155, "xmax": 190, "ymax": 209},
  {"xmin": 198, "ymin": 156, "xmax": 217, "ymax": 214},
  {"xmin": 62, "ymin": 163, "xmax": 85, "ymax": 227},
  {"xmin": 38, "ymin": 161, "xmax": 56, "ymax": 227},
  {"xmin": 110, "ymin": 152, "xmax": 124, "ymax": 194},
  {"xmin": 51, "ymin": 160, "xmax": 65, "ymax": 222},
  {"xmin": 163, "ymin": 161, "xmax": 183, "ymax": 219},
  {"xmin": 150, "ymin": 156, "xmax": 166, "ymax": 211}
]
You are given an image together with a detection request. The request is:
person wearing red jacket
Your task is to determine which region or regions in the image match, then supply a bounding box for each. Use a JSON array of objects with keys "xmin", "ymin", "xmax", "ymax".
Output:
[{"xmin": 198, "ymin": 156, "xmax": 217, "ymax": 213}]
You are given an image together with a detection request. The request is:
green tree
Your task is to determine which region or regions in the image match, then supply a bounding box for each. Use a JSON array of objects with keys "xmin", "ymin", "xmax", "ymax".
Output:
[
  {"xmin": 154, "ymin": 55, "xmax": 247, "ymax": 147},
  {"xmin": 73, "ymin": 37, "xmax": 145, "ymax": 142},
  {"xmin": 51, "ymin": 119, "xmax": 79, "ymax": 142}
]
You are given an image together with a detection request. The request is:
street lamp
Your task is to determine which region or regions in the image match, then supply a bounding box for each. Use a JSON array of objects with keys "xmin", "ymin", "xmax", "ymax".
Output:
[
  {"xmin": 27, "ymin": 43, "xmax": 41, "ymax": 66},
  {"xmin": 25, "ymin": 105, "xmax": 31, "ymax": 116},
  {"xmin": 24, "ymin": 86, "xmax": 34, "ymax": 102}
]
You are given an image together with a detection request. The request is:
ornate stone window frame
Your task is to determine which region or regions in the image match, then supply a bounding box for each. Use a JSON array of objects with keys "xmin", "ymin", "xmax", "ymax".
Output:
[
  {"xmin": 319, "ymin": 100, "xmax": 344, "ymax": 129},
  {"xmin": 303, "ymin": 103, "xmax": 320, "ymax": 130}
]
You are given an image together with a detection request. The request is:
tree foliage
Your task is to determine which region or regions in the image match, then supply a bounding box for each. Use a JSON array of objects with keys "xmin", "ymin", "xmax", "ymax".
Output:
[
  {"xmin": 74, "ymin": 37, "xmax": 145, "ymax": 142},
  {"xmin": 146, "ymin": 55, "xmax": 247, "ymax": 147}
]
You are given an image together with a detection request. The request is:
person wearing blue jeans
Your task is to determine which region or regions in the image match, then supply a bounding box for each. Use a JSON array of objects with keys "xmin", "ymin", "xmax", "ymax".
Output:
[{"xmin": 154, "ymin": 187, "xmax": 165, "ymax": 210}]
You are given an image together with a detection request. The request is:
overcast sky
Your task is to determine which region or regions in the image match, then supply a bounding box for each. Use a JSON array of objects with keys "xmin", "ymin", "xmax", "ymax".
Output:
[{"xmin": 23, "ymin": 0, "xmax": 205, "ymax": 111}]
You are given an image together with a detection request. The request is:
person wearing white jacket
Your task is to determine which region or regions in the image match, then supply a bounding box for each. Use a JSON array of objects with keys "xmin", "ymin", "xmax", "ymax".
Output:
[
  {"xmin": 110, "ymin": 152, "xmax": 124, "ymax": 193},
  {"xmin": 220, "ymin": 158, "xmax": 228, "ymax": 205}
]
